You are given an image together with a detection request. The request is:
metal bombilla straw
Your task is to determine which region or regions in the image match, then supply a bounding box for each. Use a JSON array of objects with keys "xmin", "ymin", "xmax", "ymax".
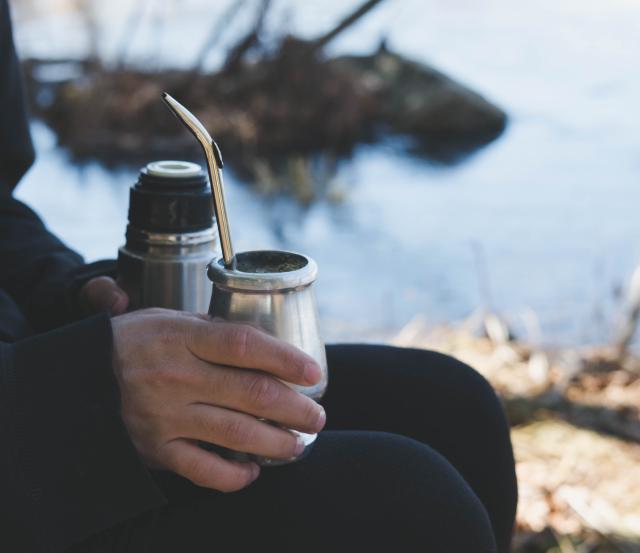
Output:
[{"xmin": 161, "ymin": 93, "xmax": 235, "ymax": 268}]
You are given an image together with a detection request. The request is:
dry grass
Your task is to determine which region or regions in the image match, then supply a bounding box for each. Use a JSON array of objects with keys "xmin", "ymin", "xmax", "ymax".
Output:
[{"xmin": 392, "ymin": 315, "xmax": 640, "ymax": 553}]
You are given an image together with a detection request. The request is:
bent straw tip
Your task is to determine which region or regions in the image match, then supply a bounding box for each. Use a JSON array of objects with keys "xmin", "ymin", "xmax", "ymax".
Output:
[
  {"xmin": 159, "ymin": 93, "xmax": 223, "ymax": 168},
  {"xmin": 160, "ymin": 92, "xmax": 178, "ymax": 115},
  {"xmin": 161, "ymin": 91, "xmax": 176, "ymax": 107}
]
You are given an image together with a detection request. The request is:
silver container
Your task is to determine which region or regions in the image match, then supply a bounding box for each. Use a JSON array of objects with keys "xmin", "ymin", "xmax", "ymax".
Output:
[
  {"xmin": 118, "ymin": 227, "xmax": 217, "ymax": 312},
  {"xmin": 207, "ymin": 250, "xmax": 328, "ymax": 466},
  {"xmin": 118, "ymin": 161, "xmax": 218, "ymax": 311}
]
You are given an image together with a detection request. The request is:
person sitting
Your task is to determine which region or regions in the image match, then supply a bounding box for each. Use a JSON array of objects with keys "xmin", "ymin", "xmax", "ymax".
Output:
[{"xmin": 0, "ymin": 2, "xmax": 517, "ymax": 552}]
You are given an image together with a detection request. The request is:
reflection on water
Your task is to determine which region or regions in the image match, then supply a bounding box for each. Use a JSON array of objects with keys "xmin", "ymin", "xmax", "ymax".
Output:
[{"xmin": 12, "ymin": 0, "xmax": 640, "ymax": 344}]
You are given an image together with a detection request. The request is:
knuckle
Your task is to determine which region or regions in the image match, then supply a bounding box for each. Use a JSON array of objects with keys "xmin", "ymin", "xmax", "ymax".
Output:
[
  {"xmin": 196, "ymin": 415, "xmax": 218, "ymax": 441},
  {"xmin": 216, "ymin": 367, "xmax": 238, "ymax": 397},
  {"xmin": 153, "ymin": 363, "xmax": 192, "ymax": 388},
  {"xmin": 281, "ymin": 347, "xmax": 306, "ymax": 382},
  {"xmin": 227, "ymin": 325, "xmax": 251, "ymax": 359},
  {"xmin": 183, "ymin": 319, "xmax": 204, "ymax": 352},
  {"xmin": 220, "ymin": 417, "xmax": 253, "ymax": 446},
  {"xmin": 247, "ymin": 376, "xmax": 279, "ymax": 410}
]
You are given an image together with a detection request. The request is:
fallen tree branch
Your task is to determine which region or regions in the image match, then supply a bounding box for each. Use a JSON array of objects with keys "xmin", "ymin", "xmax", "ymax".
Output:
[{"xmin": 311, "ymin": 0, "xmax": 387, "ymax": 52}]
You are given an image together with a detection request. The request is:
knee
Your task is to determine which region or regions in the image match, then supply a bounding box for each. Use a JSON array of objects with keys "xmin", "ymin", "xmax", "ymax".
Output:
[
  {"xmin": 391, "ymin": 433, "xmax": 496, "ymax": 552},
  {"xmin": 449, "ymin": 354, "xmax": 506, "ymax": 424},
  {"xmin": 313, "ymin": 432, "xmax": 498, "ymax": 552},
  {"xmin": 404, "ymin": 347, "xmax": 508, "ymax": 429},
  {"xmin": 391, "ymin": 434, "xmax": 497, "ymax": 552}
]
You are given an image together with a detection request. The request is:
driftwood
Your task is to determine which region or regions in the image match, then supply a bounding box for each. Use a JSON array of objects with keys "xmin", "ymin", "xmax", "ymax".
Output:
[
  {"xmin": 22, "ymin": 0, "xmax": 506, "ymax": 201},
  {"xmin": 330, "ymin": 46, "xmax": 506, "ymax": 158}
]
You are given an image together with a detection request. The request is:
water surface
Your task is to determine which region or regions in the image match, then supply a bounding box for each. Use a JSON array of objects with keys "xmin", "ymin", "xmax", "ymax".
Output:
[{"xmin": 13, "ymin": 0, "xmax": 640, "ymax": 343}]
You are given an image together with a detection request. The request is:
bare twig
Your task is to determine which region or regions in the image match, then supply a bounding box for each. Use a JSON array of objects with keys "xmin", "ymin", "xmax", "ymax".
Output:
[
  {"xmin": 614, "ymin": 264, "xmax": 640, "ymax": 365},
  {"xmin": 74, "ymin": 0, "xmax": 100, "ymax": 63},
  {"xmin": 192, "ymin": 0, "xmax": 249, "ymax": 73},
  {"xmin": 562, "ymin": 489, "xmax": 638, "ymax": 553},
  {"xmin": 115, "ymin": 0, "xmax": 149, "ymax": 68},
  {"xmin": 223, "ymin": 0, "xmax": 272, "ymax": 74},
  {"xmin": 311, "ymin": 0, "xmax": 387, "ymax": 51}
]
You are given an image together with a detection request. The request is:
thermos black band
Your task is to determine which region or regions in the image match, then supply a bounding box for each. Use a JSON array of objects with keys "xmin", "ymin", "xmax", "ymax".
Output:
[{"xmin": 128, "ymin": 161, "xmax": 214, "ymax": 233}]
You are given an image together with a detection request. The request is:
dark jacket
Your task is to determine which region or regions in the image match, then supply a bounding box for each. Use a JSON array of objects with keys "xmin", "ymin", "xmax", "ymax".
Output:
[{"xmin": 0, "ymin": 2, "xmax": 164, "ymax": 551}]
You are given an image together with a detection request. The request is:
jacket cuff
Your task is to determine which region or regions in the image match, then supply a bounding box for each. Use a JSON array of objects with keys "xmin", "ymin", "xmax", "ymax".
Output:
[
  {"xmin": 64, "ymin": 259, "xmax": 118, "ymax": 321},
  {"xmin": 23, "ymin": 260, "xmax": 117, "ymax": 333},
  {"xmin": 9, "ymin": 313, "xmax": 166, "ymax": 552}
]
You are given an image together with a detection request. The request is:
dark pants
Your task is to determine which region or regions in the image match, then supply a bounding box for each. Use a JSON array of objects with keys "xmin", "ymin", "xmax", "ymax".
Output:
[{"xmin": 76, "ymin": 345, "xmax": 517, "ymax": 553}]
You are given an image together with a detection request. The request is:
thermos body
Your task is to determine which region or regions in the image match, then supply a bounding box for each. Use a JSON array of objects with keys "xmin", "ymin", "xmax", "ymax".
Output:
[
  {"xmin": 117, "ymin": 161, "xmax": 218, "ymax": 312},
  {"xmin": 118, "ymin": 227, "xmax": 216, "ymax": 312}
]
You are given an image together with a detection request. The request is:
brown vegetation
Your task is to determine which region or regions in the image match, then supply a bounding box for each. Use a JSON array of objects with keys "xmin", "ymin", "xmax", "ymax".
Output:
[
  {"xmin": 393, "ymin": 314, "xmax": 640, "ymax": 552},
  {"xmin": 22, "ymin": 0, "xmax": 506, "ymax": 202}
]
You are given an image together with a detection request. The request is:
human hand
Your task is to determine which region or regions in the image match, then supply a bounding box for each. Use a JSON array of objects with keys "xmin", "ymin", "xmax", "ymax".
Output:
[
  {"xmin": 111, "ymin": 309, "xmax": 326, "ymax": 492},
  {"xmin": 79, "ymin": 276, "xmax": 129, "ymax": 315}
]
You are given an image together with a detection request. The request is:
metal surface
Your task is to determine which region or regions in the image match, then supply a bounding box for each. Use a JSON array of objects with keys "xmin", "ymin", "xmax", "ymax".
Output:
[
  {"xmin": 207, "ymin": 250, "xmax": 328, "ymax": 466},
  {"xmin": 161, "ymin": 93, "xmax": 235, "ymax": 267},
  {"xmin": 118, "ymin": 227, "xmax": 218, "ymax": 312},
  {"xmin": 126, "ymin": 227, "xmax": 215, "ymax": 246}
]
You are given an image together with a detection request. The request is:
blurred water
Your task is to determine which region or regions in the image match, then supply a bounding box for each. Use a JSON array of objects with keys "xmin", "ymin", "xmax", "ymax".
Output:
[{"xmin": 11, "ymin": 0, "xmax": 640, "ymax": 343}]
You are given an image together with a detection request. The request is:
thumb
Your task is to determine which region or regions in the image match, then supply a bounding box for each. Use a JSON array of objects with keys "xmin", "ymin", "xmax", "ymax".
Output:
[{"xmin": 80, "ymin": 276, "xmax": 130, "ymax": 315}]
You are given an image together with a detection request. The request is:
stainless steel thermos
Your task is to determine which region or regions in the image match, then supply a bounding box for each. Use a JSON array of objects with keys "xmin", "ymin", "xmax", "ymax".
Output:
[{"xmin": 117, "ymin": 160, "xmax": 218, "ymax": 311}]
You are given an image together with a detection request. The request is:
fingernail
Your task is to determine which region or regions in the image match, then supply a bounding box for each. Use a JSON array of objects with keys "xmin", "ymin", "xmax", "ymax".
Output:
[
  {"xmin": 303, "ymin": 361, "xmax": 321, "ymax": 384},
  {"xmin": 315, "ymin": 407, "xmax": 326, "ymax": 432},
  {"xmin": 250, "ymin": 463, "xmax": 260, "ymax": 481},
  {"xmin": 294, "ymin": 436, "xmax": 306, "ymax": 456}
]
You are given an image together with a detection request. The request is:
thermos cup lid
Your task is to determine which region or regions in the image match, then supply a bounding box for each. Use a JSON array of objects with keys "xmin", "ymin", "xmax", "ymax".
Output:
[
  {"xmin": 208, "ymin": 250, "xmax": 318, "ymax": 292},
  {"xmin": 145, "ymin": 160, "xmax": 203, "ymax": 178},
  {"xmin": 128, "ymin": 160, "xmax": 215, "ymax": 233}
]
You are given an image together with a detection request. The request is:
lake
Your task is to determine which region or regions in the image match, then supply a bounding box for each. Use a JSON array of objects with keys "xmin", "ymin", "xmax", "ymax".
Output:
[{"xmin": 11, "ymin": 0, "xmax": 640, "ymax": 344}]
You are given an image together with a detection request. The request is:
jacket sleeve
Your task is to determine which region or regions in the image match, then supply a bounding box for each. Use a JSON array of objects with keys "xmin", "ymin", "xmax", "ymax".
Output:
[
  {"xmin": 0, "ymin": 190, "xmax": 120, "ymax": 334},
  {"xmin": 0, "ymin": 193, "xmax": 103, "ymax": 332},
  {"xmin": 1, "ymin": 0, "xmax": 117, "ymax": 332},
  {"xmin": 0, "ymin": 314, "xmax": 166, "ymax": 553}
]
